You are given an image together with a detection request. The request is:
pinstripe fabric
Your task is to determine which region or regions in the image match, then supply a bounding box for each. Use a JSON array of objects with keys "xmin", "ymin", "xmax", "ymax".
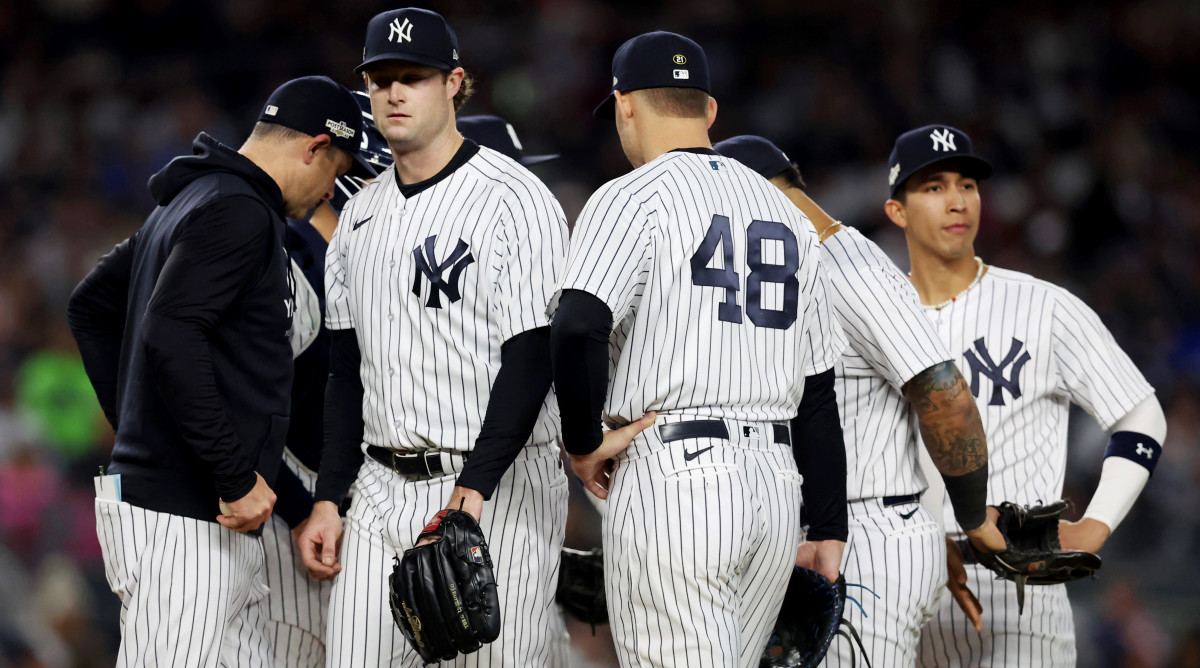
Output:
[
  {"xmin": 324, "ymin": 445, "xmax": 569, "ymax": 667},
  {"xmin": 94, "ymin": 499, "xmax": 271, "ymax": 667},
  {"xmin": 603, "ymin": 418, "xmax": 803, "ymax": 668},
  {"xmin": 821, "ymin": 499, "xmax": 945, "ymax": 668},
  {"xmin": 552, "ymin": 152, "xmax": 846, "ymax": 427},
  {"xmin": 261, "ymin": 449, "xmax": 330, "ymax": 667},
  {"xmin": 822, "ymin": 227, "xmax": 953, "ymax": 501},
  {"xmin": 917, "ymin": 265, "xmax": 1154, "ymax": 665},
  {"xmin": 324, "ymin": 146, "xmax": 567, "ymax": 453}
]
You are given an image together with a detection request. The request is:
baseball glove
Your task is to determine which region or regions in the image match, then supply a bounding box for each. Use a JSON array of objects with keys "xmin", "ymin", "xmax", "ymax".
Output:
[
  {"xmin": 556, "ymin": 547, "xmax": 607, "ymax": 631},
  {"xmin": 761, "ymin": 567, "xmax": 870, "ymax": 668},
  {"xmin": 388, "ymin": 509, "xmax": 501, "ymax": 664},
  {"xmin": 973, "ymin": 499, "xmax": 1102, "ymax": 613}
]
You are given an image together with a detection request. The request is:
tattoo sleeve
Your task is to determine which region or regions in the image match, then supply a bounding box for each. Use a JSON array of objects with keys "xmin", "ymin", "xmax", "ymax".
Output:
[{"xmin": 903, "ymin": 361, "xmax": 988, "ymax": 476}]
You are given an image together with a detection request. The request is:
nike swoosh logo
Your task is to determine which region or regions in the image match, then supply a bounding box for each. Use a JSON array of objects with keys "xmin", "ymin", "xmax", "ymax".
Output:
[
  {"xmin": 898, "ymin": 507, "xmax": 919, "ymax": 520},
  {"xmin": 683, "ymin": 445, "xmax": 715, "ymax": 461},
  {"xmin": 352, "ymin": 216, "xmax": 373, "ymax": 231}
]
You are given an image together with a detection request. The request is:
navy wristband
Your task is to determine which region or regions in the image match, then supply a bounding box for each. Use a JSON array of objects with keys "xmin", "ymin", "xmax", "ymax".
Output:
[{"xmin": 1105, "ymin": 431, "xmax": 1161, "ymax": 475}]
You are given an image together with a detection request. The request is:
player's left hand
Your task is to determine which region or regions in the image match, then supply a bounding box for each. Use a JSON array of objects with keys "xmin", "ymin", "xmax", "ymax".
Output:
[
  {"xmin": 569, "ymin": 411, "xmax": 657, "ymax": 500},
  {"xmin": 417, "ymin": 486, "xmax": 485, "ymax": 546},
  {"xmin": 794, "ymin": 539, "xmax": 845, "ymax": 583},
  {"xmin": 1057, "ymin": 517, "xmax": 1111, "ymax": 554}
]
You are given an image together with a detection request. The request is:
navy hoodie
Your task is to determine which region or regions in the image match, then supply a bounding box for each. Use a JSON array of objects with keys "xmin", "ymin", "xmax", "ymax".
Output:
[{"xmin": 68, "ymin": 132, "xmax": 293, "ymax": 525}]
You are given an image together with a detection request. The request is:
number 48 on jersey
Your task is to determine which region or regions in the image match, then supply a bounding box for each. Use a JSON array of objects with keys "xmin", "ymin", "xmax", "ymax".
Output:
[{"xmin": 690, "ymin": 214, "xmax": 799, "ymax": 330}]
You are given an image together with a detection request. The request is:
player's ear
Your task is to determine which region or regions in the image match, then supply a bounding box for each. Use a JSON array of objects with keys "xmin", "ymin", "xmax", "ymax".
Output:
[
  {"xmin": 884, "ymin": 198, "xmax": 908, "ymax": 230},
  {"xmin": 445, "ymin": 67, "xmax": 464, "ymax": 100},
  {"xmin": 304, "ymin": 134, "xmax": 334, "ymax": 166},
  {"xmin": 705, "ymin": 96, "xmax": 717, "ymax": 129},
  {"xmin": 614, "ymin": 90, "xmax": 634, "ymax": 122}
]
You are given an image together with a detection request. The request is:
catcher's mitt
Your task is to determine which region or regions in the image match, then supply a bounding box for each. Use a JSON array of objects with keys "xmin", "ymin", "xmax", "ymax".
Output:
[
  {"xmin": 556, "ymin": 547, "xmax": 607, "ymax": 631},
  {"xmin": 389, "ymin": 509, "xmax": 501, "ymax": 665},
  {"xmin": 973, "ymin": 499, "xmax": 1102, "ymax": 613},
  {"xmin": 761, "ymin": 567, "xmax": 871, "ymax": 668}
]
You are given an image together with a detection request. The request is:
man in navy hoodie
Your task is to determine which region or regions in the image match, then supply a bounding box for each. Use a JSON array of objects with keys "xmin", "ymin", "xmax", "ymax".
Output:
[{"xmin": 67, "ymin": 76, "xmax": 364, "ymax": 667}]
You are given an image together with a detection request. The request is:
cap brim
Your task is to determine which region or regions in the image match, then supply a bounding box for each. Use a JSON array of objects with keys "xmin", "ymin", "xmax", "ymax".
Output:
[
  {"xmin": 355, "ymin": 53, "xmax": 453, "ymax": 75},
  {"xmin": 890, "ymin": 155, "xmax": 993, "ymax": 197},
  {"xmin": 593, "ymin": 93, "xmax": 616, "ymax": 120},
  {"xmin": 519, "ymin": 153, "xmax": 559, "ymax": 166}
]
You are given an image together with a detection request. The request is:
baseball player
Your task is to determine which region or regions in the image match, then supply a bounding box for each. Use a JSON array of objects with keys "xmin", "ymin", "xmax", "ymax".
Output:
[
  {"xmin": 878, "ymin": 125, "xmax": 1166, "ymax": 667},
  {"xmin": 550, "ymin": 32, "xmax": 850, "ymax": 668},
  {"xmin": 296, "ymin": 8, "xmax": 571, "ymax": 666},
  {"xmin": 714, "ymin": 135, "xmax": 1005, "ymax": 667},
  {"xmin": 260, "ymin": 89, "xmax": 391, "ymax": 668},
  {"xmin": 66, "ymin": 76, "xmax": 365, "ymax": 667}
]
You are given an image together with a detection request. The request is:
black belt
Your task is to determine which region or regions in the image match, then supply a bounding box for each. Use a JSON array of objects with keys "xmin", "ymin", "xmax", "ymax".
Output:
[
  {"xmin": 366, "ymin": 445, "xmax": 467, "ymax": 478},
  {"xmin": 658, "ymin": 419, "xmax": 790, "ymax": 446},
  {"xmin": 955, "ymin": 539, "xmax": 979, "ymax": 565},
  {"xmin": 882, "ymin": 493, "xmax": 922, "ymax": 507}
]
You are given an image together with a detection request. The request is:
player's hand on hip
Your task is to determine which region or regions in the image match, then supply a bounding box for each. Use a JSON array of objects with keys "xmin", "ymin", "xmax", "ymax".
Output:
[
  {"xmin": 945, "ymin": 536, "xmax": 983, "ymax": 632},
  {"xmin": 1058, "ymin": 517, "xmax": 1110, "ymax": 553},
  {"xmin": 965, "ymin": 505, "xmax": 1007, "ymax": 554},
  {"xmin": 416, "ymin": 486, "xmax": 485, "ymax": 547},
  {"xmin": 299, "ymin": 500, "xmax": 344, "ymax": 580},
  {"xmin": 569, "ymin": 411, "xmax": 657, "ymax": 500},
  {"xmin": 794, "ymin": 539, "xmax": 845, "ymax": 583},
  {"xmin": 217, "ymin": 472, "xmax": 276, "ymax": 533}
]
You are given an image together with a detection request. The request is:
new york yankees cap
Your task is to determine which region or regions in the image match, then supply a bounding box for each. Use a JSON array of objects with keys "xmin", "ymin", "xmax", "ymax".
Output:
[
  {"xmin": 356, "ymin": 8, "xmax": 460, "ymax": 75},
  {"xmin": 713, "ymin": 135, "xmax": 792, "ymax": 180},
  {"xmin": 887, "ymin": 124, "xmax": 993, "ymax": 198},
  {"xmin": 595, "ymin": 31, "xmax": 711, "ymax": 119},
  {"xmin": 457, "ymin": 115, "xmax": 559, "ymax": 166},
  {"xmin": 257, "ymin": 76, "xmax": 373, "ymax": 175}
]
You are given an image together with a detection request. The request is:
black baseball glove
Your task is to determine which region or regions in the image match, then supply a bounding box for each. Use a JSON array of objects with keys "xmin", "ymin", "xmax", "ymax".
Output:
[
  {"xmin": 761, "ymin": 567, "xmax": 870, "ymax": 668},
  {"xmin": 973, "ymin": 499, "xmax": 1102, "ymax": 613},
  {"xmin": 556, "ymin": 547, "xmax": 607, "ymax": 630},
  {"xmin": 388, "ymin": 509, "xmax": 501, "ymax": 665}
]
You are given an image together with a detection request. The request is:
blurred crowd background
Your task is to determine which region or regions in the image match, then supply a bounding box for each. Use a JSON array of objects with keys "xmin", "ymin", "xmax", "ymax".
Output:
[{"xmin": 2, "ymin": 0, "xmax": 1199, "ymax": 666}]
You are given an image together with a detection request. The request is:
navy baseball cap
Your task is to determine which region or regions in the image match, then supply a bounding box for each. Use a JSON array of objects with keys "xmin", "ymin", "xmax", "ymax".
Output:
[
  {"xmin": 595, "ymin": 31, "xmax": 711, "ymax": 119},
  {"xmin": 714, "ymin": 135, "xmax": 792, "ymax": 180},
  {"xmin": 356, "ymin": 8, "xmax": 460, "ymax": 75},
  {"xmin": 887, "ymin": 124, "xmax": 993, "ymax": 198},
  {"xmin": 457, "ymin": 115, "xmax": 558, "ymax": 166},
  {"xmin": 257, "ymin": 76, "xmax": 373, "ymax": 174},
  {"xmin": 331, "ymin": 91, "xmax": 393, "ymax": 212}
]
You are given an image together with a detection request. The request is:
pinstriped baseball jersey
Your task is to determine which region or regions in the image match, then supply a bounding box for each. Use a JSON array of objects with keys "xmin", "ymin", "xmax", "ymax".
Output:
[
  {"xmin": 921, "ymin": 265, "xmax": 1154, "ymax": 535},
  {"xmin": 324, "ymin": 145, "xmax": 567, "ymax": 452},
  {"xmin": 821, "ymin": 227, "xmax": 953, "ymax": 500},
  {"xmin": 553, "ymin": 151, "xmax": 846, "ymax": 424}
]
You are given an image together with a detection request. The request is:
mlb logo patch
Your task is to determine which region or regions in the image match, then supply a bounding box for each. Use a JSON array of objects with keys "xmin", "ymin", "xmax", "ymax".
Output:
[
  {"xmin": 471, "ymin": 546, "xmax": 484, "ymax": 564},
  {"xmin": 673, "ymin": 69, "xmax": 689, "ymax": 80}
]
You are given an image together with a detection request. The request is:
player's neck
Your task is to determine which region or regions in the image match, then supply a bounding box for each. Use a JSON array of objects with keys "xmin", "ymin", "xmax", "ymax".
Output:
[
  {"xmin": 907, "ymin": 243, "xmax": 985, "ymax": 306},
  {"xmin": 634, "ymin": 117, "xmax": 711, "ymax": 167},
  {"xmin": 390, "ymin": 125, "xmax": 464, "ymax": 186}
]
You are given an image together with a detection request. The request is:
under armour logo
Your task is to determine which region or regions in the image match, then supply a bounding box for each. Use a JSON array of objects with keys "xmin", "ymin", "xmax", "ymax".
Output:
[
  {"xmin": 411, "ymin": 235, "xmax": 474, "ymax": 308},
  {"xmin": 389, "ymin": 17, "xmax": 414, "ymax": 44},
  {"xmin": 1136, "ymin": 443, "xmax": 1154, "ymax": 458},
  {"xmin": 964, "ymin": 337, "xmax": 1031, "ymax": 406},
  {"xmin": 930, "ymin": 128, "xmax": 957, "ymax": 152}
]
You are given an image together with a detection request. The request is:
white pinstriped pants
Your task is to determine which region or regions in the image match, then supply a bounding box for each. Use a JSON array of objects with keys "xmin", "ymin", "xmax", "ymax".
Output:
[
  {"xmin": 918, "ymin": 559, "xmax": 1076, "ymax": 667},
  {"xmin": 324, "ymin": 444, "xmax": 570, "ymax": 667},
  {"xmin": 261, "ymin": 450, "xmax": 331, "ymax": 667},
  {"xmin": 819, "ymin": 498, "xmax": 946, "ymax": 668},
  {"xmin": 603, "ymin": 417, "xmax": 803, "ymax": 668},
  {"xmin": 95, "ymin": 499, "xmax": 272, "ymax": 667}
]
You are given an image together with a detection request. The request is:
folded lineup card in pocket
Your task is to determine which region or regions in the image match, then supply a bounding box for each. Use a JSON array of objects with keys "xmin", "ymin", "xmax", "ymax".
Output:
[{"xmin": 94, "ymin": 471, "xmax": 122, "ymax": 502}]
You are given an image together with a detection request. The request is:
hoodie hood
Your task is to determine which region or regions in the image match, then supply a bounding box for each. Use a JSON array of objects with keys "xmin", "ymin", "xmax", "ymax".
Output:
[{"xmin": 148, "ymin": 133, "xmax": 285, "ymax": 215}]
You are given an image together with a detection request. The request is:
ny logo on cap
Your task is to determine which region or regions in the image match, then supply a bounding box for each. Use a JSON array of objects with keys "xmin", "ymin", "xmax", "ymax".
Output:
[
  {"xmin": 930, "ymin": 128, "xmax": 957, "ymax": 152},
  {"xmin": 389, "ymin": 17, "xmax": 414, "ymax": 44},
  {"xmin": 325, "ymin": 119, "xmax": 355, "ymax": 139}
]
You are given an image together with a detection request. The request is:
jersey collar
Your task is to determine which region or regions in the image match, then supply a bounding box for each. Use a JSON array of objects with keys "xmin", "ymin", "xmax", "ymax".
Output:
[{"xmin": 393, "ymin": 139, "xmax": 481, "ymax": 198}]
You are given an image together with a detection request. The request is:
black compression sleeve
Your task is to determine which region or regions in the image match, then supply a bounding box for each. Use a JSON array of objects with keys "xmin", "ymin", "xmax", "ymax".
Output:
[
  {"xmin": 790, "ymin": 368, "xmax": 849, "ymax": 542},
  {"xmin": 549, "ymin": 290, "xmax": 613, "ymax": 456},
  {"xmin": 455, "ymin": 327, "xmax": 553, "ymax": 499},
  {"xmin": 272, "ymin": 464, "xmax": 315, "ymax": 529},
  {"xmin": 314, "ymin": 329, "xmax": 365, "ymax": 506}
]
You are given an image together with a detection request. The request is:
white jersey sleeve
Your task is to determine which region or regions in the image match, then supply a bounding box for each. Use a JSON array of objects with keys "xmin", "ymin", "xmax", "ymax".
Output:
[
  {"xmin": 553, "ymin": 182, "xmax": 652, "ymax": 325},
  {"xmin": 1050, "ymin": 288, "xmax": 1154, "ymax": 429},
  {"xmin": 491, "ymin": 181, "xmax": 569, "ymax": 341},
  {"xmin": 324, "ymin": 196, "xmax": 357, "ymax": 331},
  {"xmin": 800, "ymin": 255, "xmax": 848, "ymax": 376}
]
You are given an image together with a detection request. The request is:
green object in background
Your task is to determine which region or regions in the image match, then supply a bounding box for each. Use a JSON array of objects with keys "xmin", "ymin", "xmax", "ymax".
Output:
[{"xmin": 15, "ymin": 349, "xmax": 104, "ymax": 458}]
